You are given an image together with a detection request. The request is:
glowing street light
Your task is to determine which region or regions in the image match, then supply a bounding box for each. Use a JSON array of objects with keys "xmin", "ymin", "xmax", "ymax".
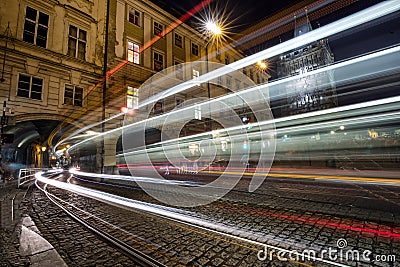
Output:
[
  {"xmin": 205, "ymin": 21, "xmax": 222, "ymax": 36},
  {"xmin": 257, "ymin": 60, "xmax": 268, "ymax": 70},
  {"xmin": 203, "ymin": 19, "xmax": 224, "ymax": 131}
]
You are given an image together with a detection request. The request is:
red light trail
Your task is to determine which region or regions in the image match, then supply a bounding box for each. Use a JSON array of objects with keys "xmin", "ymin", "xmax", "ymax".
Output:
[
  {"xmin": 223, "ymin": 205, "xmax": 400, "ymax": 239},
  {"xmin": 86, "ymin": 0, "xmax": 214, "ymax": 97}
]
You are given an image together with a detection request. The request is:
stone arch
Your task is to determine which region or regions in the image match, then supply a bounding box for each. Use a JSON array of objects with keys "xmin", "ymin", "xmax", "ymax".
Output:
[
  {"xmin": 1, "ymin": 116, "xmax": 84, "ymax": 174},
  {"xmin": 15, "ymin": 113, "xmax": 86, "ymax": 129}
]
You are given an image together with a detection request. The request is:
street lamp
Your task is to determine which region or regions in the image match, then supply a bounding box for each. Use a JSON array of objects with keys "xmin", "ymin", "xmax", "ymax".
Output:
[
  {"xmin": 204, "ymin": 20, "xmax": 222, "ymax": 131},
  {"xmin": 257, "ymin": 60, "xmax": 268, "ymax": 70},
  {"xmin": 205, "ymin": 21, "xmax": 222, "ymax": 36}
]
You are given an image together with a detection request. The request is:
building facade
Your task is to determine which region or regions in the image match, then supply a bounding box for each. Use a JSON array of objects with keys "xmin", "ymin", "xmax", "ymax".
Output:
[
  {"xmin": 0, "ymin": 0, "xmax": 108, "ymax": 170},
  {"xmin": 98, "ymin": 0, "xmax": 271, "ymax": 172},
  {"xmin": 0, "ymin": 0, "xmax": 269, "ymax": 172}
]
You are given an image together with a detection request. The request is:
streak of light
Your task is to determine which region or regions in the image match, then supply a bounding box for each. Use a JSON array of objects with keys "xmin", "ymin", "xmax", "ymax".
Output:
[
  {"xmin": 36, "ymin": 181, "xmax": 186, "ymax": 265},
  {"xmin": 66, "ymin": 175, "xmax": 310, "ymax": 266},
  {"xmin": 118, "ymin": 109, "xmax": 400, "ymax": 158},
  {"xmin": 224, "ymin": 205, "xmax": 400, "ymax": 239},
  {"xmin": 85, "ymin": 0, "xmax": 214, "ymax": 96},
  {"xmin": 206, "ymin": 170, "xmax": 400, "ymax": 187},
  {"xmin": 232, "ymin": 0, "xmax": 339, "ymax": 48},
  {"xmin": 141, "ymin": 1, "xmax": 400, "ymax": 107},
  {"xmin": 35, "ymin": 172, "xmax": 349, "ymax": 267},
  {"xmin": 53, "ymin": 0, "xmax": 214, "ymax": 151},
  {"xmin": 69, "ymin": 168, "xmax": 200, "ymax": 187},
  {"xmin": 66, "ymin": 175, "xmax": 312, "ymax": 266},
  {"xmin": 67, "ymin": 45, "xmax": 400, "ymax": 154},
  {"xmin": 62, "ymin": 3, "xmax": 399, "ymax": 152}
]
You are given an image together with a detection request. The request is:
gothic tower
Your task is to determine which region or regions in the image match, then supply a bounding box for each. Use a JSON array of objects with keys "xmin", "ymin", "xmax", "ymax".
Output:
[{"xmin": 276, "ymin": 11, "xmax": 338, "ymax": 117}]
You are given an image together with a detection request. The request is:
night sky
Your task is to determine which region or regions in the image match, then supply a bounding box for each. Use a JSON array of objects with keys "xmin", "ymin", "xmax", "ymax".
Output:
[
  {"xmin": 155, "ymin": 0, "xmax": 399, "ymax": 109},
  {"xmin": 160, "ymin": 0, "xmax": 303, "ymax": 31},
  {"xmin": 156, "ymin": 0, "xmax": 399, "ymax": 60}
]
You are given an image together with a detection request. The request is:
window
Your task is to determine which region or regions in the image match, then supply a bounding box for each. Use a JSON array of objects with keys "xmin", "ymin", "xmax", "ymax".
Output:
[
  {"xmin": 175, "ymin": 61, "xmax": 183, "ymax": 80},
  {"xmin": 153, "ymin": 100, "xmax": 163, "ymax": 114},
  {"xmin": 191, "ymin": 43, "xmax": 199, "ymax": 56},
  {"xmin": 175, "ymin": 33, "xmax": 182, "ymax": 48},
  {"xmin": 153, "ymin": 52, "xmax": 164, "ymax": 71},
  {"xmin": 23, "ymin": 6, "xmax": 49, "ymax": 48},
  {"xmin": 127, "ymin": 86, "xmax": 138, "ymax": 110},
  {"xmin": 17, "ymin": 74, "xmax": 43, "ymax": 100},
  {"xmin": 128, "ymin": 9, "xmax": 140, "ymax": 27},
  {"xmin": 128, "ymin": 41, "xmax": 140, "ymax": 64},
  {"xmin": 68, "ymin": 25, "xmax": 87, "ymax": 60},
  {"xmin": 64, "ymin": 84, "xmax": 83, "ymax": 106},
  {"xmin": 153, "ymin": 21, "xmax": 163, "ymax": 37}
]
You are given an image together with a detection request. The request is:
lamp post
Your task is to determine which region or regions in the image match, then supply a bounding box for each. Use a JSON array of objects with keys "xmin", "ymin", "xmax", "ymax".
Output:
[
  {"xmin": 204, "ymin": 21, "xmax": 221, "ymax": 132},
  {"xmin": 101, "ymin": 0, "xmax": 111, "ymax": 174}
]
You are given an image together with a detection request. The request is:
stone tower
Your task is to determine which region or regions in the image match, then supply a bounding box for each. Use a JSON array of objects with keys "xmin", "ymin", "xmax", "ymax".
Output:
[{"xmin": 277, "ymin": 11, "xmax": 338, "ymax": 117}]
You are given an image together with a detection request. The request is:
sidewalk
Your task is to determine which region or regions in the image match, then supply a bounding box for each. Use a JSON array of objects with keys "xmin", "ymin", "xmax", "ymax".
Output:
[{"xmin": 0, "ymin": 180, "xmax": 67, "ymax": 266}]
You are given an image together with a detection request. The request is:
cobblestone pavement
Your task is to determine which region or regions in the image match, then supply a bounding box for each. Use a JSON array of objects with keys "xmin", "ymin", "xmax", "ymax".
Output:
[
  {"xmin": 1, "ymin": 180, "xmax": 138, "ymax": 267},
  {"xmin": 0, "ymin": 181, "xmax": 31, "ymax": 267},
  {"xmin": 41, "ymin": 185, "xmax": 290, "ymax": 267},
  {"xmin": 2, "ymin": 172, "xmax": 400, "ymax": 267},
  {"xmin": 61, "ymin": 174, "xmax": 400, "ymax": 266}
]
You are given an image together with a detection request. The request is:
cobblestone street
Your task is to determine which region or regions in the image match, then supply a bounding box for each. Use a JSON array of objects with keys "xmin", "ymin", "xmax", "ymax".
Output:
[{"xmin": 1, "ymin": 171, "xmax": 400, "ymax": 267}]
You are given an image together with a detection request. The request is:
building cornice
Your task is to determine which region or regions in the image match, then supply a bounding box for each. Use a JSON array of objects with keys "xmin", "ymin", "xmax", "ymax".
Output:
[{"xmin": 0, "ymin": 36, "xmax": 103, "ymax": 77}]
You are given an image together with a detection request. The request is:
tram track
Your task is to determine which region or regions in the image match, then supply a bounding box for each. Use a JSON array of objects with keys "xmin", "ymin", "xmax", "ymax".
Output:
[
  {"xmin": 35, "ymin": 171, "xmax": 166, "ymax": 267},
  {"xmin": 34, "ymin": 170, "xmax": 358, "ymax": 267}
]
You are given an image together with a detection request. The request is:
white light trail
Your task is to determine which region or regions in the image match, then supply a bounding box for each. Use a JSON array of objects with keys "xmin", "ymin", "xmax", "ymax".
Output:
[
  {"xmin": 120, "ymin": 110, "xmax": 400, "ymax": 159},
  {"xmin": 141, "ymin": 1, "xmax": 400, "ymax": 107},
  {"xmin": 36, "ymin": 172, "xmax": 349, "ymax": 267},
  {"xmin": 67, "ymin": 45, "xmax": 400, "ymax": 153},
  {"xmin": 69, "ymin": 169, "xmax": 200, "ymax": 186},
  {"xmin": 62, "ymin": 2, "xmax": 399, "ymax": 153}
]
